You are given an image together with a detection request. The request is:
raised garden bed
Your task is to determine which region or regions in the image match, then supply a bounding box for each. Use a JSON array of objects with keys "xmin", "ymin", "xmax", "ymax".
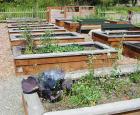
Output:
[
  {"xmin": 12, "ymin": 42, "xmax": 117, "ymax": 76},
  {"xmin": 10, "ymin": 32, "xmax": 85, "ymax": 46},
  {"xmin": 7, "ymin": 23, "xmax": 55, "ymax": 28},
  {"xmin": 55, "ymin": 19, "xmax": 72, "ymax": 27},
  {"xmin": 78, "ymin": 19, "xmax": 105, "ymax": 33},
  {"xmin": 8, "ymin": 26, "xmax": 66, "ymax": 34},
  {"xmin": 123, "ymin": 41, "xmax": 140, "ymax": 59},
  {"xmin": 22, "ymin": 68, "xmax": 140, "ymax": 115},
  {"xmin": 106, "ymin": 20, "xmax": 129, "ymax": 24},
  {"xmin": 101, "ymin": 23, "xmax": 140, "ymax": 31},
  {"xmin": 93, "ymin": 31, "xmax": 140, "ymax": 47},
  {"xmin": 6, "ymin": 18, "xmax": 46, "ymax": 23},
  {"xmin": 64, "ymin": 21, "xmax": 80, "ymax": 32}
]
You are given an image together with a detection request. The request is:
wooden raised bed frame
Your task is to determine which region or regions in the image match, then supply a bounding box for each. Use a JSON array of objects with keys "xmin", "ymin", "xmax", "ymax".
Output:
[
  {"xmin": 92, "ymin": 31, "xmax": 140, "ymax": 48},
  {"xmin": 64, "ymin": 21, "xmax": 80, "ymax": 32},
  {"xmin": 78, "ymin": 19, "xmax": 105, "ymax": 33},
  {"xmin": 8, "ymin": 26, "xmax": 66, "ymax": 34},
  {"xmin": 12, "ymin": 42, "xmax": 117, "ymax": 76},
  {"xmin": 7, "ymin": 23, "xmax": 55, "ymax": 28},
  {"xmin": 106, "ymin": 20, "xmax": 129, "ymax": 24},
  {"xmin": 6, "ymin": 18, "xmax": 46, "ymax": 23},
  {"xmin": 10, "ymin": 32, "xmax": 85, "ymax": 46},
  {"xmin": 101, "ymin": 23, "xmax": 140, "ymax": 31},
  {"xmin": 55, "ymin": 19, "xmax": 72, "ymax": 27},
  {"xmin": 22, "ymin": 93, "xmax": 140, "ymax": 115},
  {"xmin": 123, "ymin": 41, "xmax": 140, "ymax": 59}
]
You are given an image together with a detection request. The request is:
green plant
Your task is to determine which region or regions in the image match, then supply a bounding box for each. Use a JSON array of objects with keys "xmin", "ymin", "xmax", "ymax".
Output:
[
  {"xmin": 98, "ymin": 75, "xmax": 131, "ymax": 97},
  {"xmin": 109, "ymin": 32, "xmax": 126, "ymax": 78},
  {"xmin": 69, "ymin": 74, "xmax": 101, "ymax": 106},
  {"xmin": 129, "ymin": 72, "xmax": 140, "ymax": 83},
  {"xmin": 41, "ymin": 30, "xmax": 55, "ymax": 46},
  {"xmin": 87, "ymin": 55, "xmax": 96, "ymax": 76},
  {"xmin": 99, "ymin": 76, "xmax": 117, "ymax": 94},
  {"xmin": 22, "ymin": 26, "xmax": 35, "ymax": 54},
  {"xmin": 34, "ymin": 44, "xmax": 84, "ymax": 54}
]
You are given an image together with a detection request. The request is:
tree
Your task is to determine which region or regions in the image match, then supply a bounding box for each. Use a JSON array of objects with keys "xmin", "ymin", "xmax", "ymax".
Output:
[{"xmin": 131, "ymin": 0, "xmax": 137, "ymax": 6}]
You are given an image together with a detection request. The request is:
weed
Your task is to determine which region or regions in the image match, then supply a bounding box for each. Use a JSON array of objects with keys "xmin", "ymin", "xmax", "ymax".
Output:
[
  {"xmin": 22, "ymin": 26, "xmax": 35, "ymax": 54},
  {"xmin": 41, "ymin": 30, "xmax": 55, "ymax": 46},
  {"xmin": 129, "ymin": 72, "xmax": 140, "ymax": 83},
  {"xmin": 69, "ymin": 74, "xmax": 101, "ymax": 106}
]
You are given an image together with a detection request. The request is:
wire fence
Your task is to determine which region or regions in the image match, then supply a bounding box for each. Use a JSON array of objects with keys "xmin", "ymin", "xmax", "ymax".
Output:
[
  {"xmin": 0, "ymin": 9, "xmax": 47, "ymax": 22},
  {"xmin": 99, "ymin": 12, "xmax": 140, "ymax": 25},
  {"xmin": 0, "ymin": 8, "xmax": 139, "ymax": 25}
]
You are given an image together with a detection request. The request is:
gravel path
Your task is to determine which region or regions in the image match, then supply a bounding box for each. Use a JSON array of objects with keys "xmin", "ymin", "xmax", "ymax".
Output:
[{"xmin": 0, "ymin": 23, "xmax": 24, "ymax": 115}]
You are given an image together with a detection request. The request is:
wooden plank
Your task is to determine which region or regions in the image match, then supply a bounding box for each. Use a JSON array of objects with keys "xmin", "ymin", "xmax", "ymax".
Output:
[
  {"xmin": 11, "ymin": 38, "xmax": 85, "ymax": 46},
  {"xmin": 15, "ymin": 53, "xmax": 117, "ymax": 75},
  {"xmin": 123, "ymin": 45, "xmax": 140, "ymax": 59},
  {"xmin": 64, "ymin": 21, "xmax": 80, "ymax": 32},
  {"xmin": 15, "ymin": 53, "xmax": 117, "ymax": 66},
  {"xmin": 16, "ymin": 58, "xmax": 115, "ymax": 75},
  {"xmin": 93, "ymin": 32, "xmax": 140, "ymax": 48},
  {"xmin": 22, "ymin": 93, "xmax": 45, "ymax": 115}
]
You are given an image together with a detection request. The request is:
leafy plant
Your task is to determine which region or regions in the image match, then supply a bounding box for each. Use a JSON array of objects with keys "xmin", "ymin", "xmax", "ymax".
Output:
[
  {"xmin": 129, "ymin": 72, "xmax": 140, "ymax": 83},
  {"xmin": 69, "ymin": 74, "xmax": 101, "ymax": 106},
  {"xmin": 22, "ymin": 26, "xmax": 35, "ymax": 54},
  {"xmin": 40, "ymin": 30, "xmax": 55, "ymax": 46},
  {"xmin": 34, "ymin": 44, "xmax": 84, "ymax": 54},
  {"xmin": 72, "ymin": 16, "xmax": 81, "ymax": 22}
]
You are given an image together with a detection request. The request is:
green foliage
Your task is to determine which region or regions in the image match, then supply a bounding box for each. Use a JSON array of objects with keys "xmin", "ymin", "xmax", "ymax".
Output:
[
  {"xmin": 34, "ymin": 44, "xmax": 84, "ymax": 54},
  {"xmin": 72, "ymin": 16, "xmax": 81, "ymax": 22},
  {"xmin": 23, "ymin": 29, "xmax": 84, "ymax": 54},
  {"xmin": 41, "ymin": 30, "xmax": 54, "ymax": 46},
  {"xmin": 67, "ymin": 70, "xmax": 140, "ymax": 107},
  {"xmin": 22, "ymin": 27, "xmax": 34, "ymax": 54},
  {"xmin": 129, "ymin": 72, "xmax": 140, "ymax": 83},
  {"xmin": 69, "ymin": 74, "xmax": 101, "ymax": 106},
  {"xmin": 99, "ymin": 76, "xmax": 130, "ymax": 97}
]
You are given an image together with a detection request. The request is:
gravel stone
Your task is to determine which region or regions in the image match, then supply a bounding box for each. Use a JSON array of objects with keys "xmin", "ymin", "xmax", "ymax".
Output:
[{"xmin": 0, "ymin": 23, "xmax": 24, "ymax": 115}]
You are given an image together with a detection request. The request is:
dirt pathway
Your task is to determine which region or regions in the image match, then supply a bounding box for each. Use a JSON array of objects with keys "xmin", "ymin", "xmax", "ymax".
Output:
[{"xmin": 0, "ymin": 23, "xmax": 24, "ymax": 115}]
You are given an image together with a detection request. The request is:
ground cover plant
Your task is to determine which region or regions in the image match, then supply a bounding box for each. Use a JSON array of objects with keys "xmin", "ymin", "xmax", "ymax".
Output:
[{"xmin": 42, "ymin": 69, "xmax": 140, "ymax": 112}]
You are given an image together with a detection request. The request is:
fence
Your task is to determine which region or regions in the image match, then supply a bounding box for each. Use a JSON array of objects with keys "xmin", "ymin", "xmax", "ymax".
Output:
[
  {"xmin": 99, "ymin": 12, "xmax": 140, "ymax": 25},
  {"xmin": 0, "ymin": 9, "xmax": 139, "ymax": 25},
  {"xmin": 0, "ymin": 9, "xmax": 47, "ymax": 22}
]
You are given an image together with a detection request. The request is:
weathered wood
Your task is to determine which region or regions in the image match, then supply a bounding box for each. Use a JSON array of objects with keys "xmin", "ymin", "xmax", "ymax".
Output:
[
  {"xmin": 118, "ymin": 110, "xmax": 140, "ymax": 115},
  {"xmin": 10, "ymin": 32, "xmax": 85, "ymax": 46},
  {"xmin": 93, "ymin": 31, "xmax": 140, "ymax": 48},
  {"xmin": 11, "ymin": 38, "xmax": 84, "ymax": 46},
  {"xmin": 22, "ymin": 94, "xmax": 28, "ymax": 115},
  {"xmin": 12, "ymin": 42, "xmax": 117, "ymax": 76},
  {"xmin": 15, "ymin": 55, "xmax": 116, "ymax": 76},
  {"xmin": 80, "ymin": 25, "xmax": 101, "ymax": 33},
  {"xmin": 55, "ymin": 19, "xmax": 72, "ymax": 27},
  {"xmin": 7, "ymin": 23, "xmax": 54, "ymax": 28},
  {"xmin": 22, "ymin": 93, "xmax": 45, "ymax": 115},
  {"xmin": 123, "ymin": 41, "xmax": 140, "ymax": 59},
  {"xmin": 8, "ymin": 27, "xmax": 66, "ymax": 34},
  {"xmin": 43, "ymin": 98, "xmax": 140, "ymax": 115},
  {"xmin": 47, "ymin": 6, "xmax": 95, "ymax": 23},
  {"xmin": 107, "ymin": 20, "xmax": 129, "ymax": 24},
  {"xmin": 64, "ymin": 21, "xmax": 80, "ymax": 32}
]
